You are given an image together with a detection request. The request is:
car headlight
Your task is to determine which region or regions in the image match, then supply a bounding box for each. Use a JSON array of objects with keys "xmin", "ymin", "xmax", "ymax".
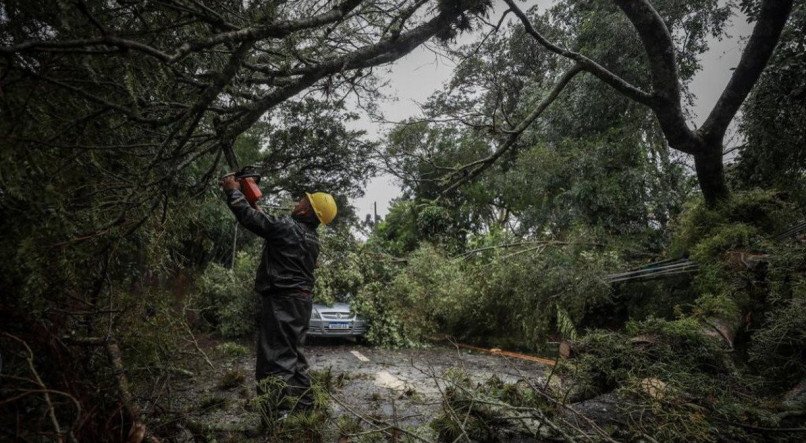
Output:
[{"xmin": 311, "ymin": 309, "xmax": 321, "ymax": 319}]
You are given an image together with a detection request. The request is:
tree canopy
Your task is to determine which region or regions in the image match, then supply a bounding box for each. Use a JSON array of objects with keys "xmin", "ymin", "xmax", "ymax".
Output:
[{"xmin": 1, "ymin": 1, "xmax": 803, "ymax": 441}]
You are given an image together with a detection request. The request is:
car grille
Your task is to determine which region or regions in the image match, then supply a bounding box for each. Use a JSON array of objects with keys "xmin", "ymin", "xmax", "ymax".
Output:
[
  {"xmin": 309, "ymin": 321, "xmax": 367, "ymax": 334},
  {"xmin": 321, "ymin": 312, "xmax": 353, "ymax": 319}
]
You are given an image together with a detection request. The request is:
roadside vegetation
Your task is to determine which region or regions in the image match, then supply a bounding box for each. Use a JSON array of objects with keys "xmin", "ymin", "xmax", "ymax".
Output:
[{"xmin": 1, "ymin": 0, "xmax": 804, "ymax": 441}]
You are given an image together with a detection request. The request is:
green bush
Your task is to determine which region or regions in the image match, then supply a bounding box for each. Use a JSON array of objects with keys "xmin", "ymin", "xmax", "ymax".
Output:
[
  {"xmin": 670, "ymin": 189, "xmax": 790, "ymax": 256},
  {"xmin": 747, "ymin": 242, "xmax": 806, "ymax": 389},
  {"xmin": 479, "ymin": 236, "xmax": 620, "ymax": 345},
  {"xmin": 196, "ymin": 251, "xmax": 259, "ymax": 338},
  {"xmin": 563, "ymin": 318, "xmax": 783, "ymax": 441},
  {"xmin": 353, "ymin": 229, "xmax": 621, "ymax": 349},
  {"xmin": 353, "ymin": 281, "xmax": 420, "ymax": 348},
  {"xmin": 313, "ymin": 226, "xmax": 364, "ymax": 306},
  {"xmin": 385, "ymin": 244, "xmax": 476, "ymax": 340},
  {"xmin": 669, "ymin": 189, "xmax": 799, "ymax": 321},
  {"xmin": 690, "ymin": 223, "xmax": 761, "ymax": 262}
]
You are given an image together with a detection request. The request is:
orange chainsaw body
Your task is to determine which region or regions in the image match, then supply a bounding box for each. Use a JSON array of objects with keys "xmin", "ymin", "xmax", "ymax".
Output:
[{"xmin": 240, "ymin": 177, "xmax": 262, "ymax": 207}]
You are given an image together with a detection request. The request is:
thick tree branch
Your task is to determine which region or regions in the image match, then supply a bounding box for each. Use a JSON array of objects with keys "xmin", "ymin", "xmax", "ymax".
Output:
[
  {"xmin": 162, "ymin": 41, "xmax": 255, "ymax": 165},
  {"xmin": 0, "ymin": 36, "xmax": 175, "ymax": 62},
  {"xmin": 173, "ymin": 0, "xmax": 364, "ymax": 60},
  {"xmin": 503, "ymin": 0, "xmax": 653, "ymax": 106},
  {"xmin": 22, "ymin": 70, "xmax": 174, "ymax": 125},
  {"xmin": 611, "ymin": 0, "xmax": 700, "ymax": 154},
  {"xmin": 222, "ymin": 2, "xmax": 478, "ymax": 140},
  {"xmin": 612, "ymin": 0, "xmax": 681, "ymax": 105},
  {"xmin": 246, "ymin": 3, "xmax": 465, "ymax": 78},
  {"xmin": 505, "ymin": 0, "xmax": 701, "ymax": 154},
  {"xmin": 0, "ymin": 0, "xmax": 364, "ymax": 63},
  {"xmin": 698, "ymin": 0, "xmax": 794, "ymax": 143}
]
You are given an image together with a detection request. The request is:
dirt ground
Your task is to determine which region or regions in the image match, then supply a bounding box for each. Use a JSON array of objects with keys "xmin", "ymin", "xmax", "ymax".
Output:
[{"xmin": 161, "ymin": 337, "xmax": 550, "ymax": 441}]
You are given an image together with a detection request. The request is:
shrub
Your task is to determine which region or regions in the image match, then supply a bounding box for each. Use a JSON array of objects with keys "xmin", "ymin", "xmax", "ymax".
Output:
[
  {"xmin": 313, "ymin": 226, "xmax": 364, "ymax": 306},
  {"xmin": 670, "ymin": 189, "xmax": 790, "ymax": 256},
  {"xmin": 669, "ymin": 188, "xmax": 800, "ymax": 325},
  {"xmin": 353, "ymin": 229, "xmax": 621, "ymax": 349},
  {"xmin": 563, "ymin": 318, "xmax": 784, "ymax": 441},
  {"xmin": 747, "ymin": 242, "xmax": 806, "ymax": 389},
  {"xmin": 196, "ymin": 251, "xmax": 259, "ymax": 338},
  {"xmin": 352, "ymin": 281, "xmax": 420, "ymax": 348},
  {"xmin": 383, "ymin": 244, "xmax": 477, "ymax": 341}
]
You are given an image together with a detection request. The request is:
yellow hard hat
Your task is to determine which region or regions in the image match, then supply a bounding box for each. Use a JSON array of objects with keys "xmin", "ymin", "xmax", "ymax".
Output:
[{"xmin": 305, "ymin": 192, "xmax": 337, "ymax": 225}]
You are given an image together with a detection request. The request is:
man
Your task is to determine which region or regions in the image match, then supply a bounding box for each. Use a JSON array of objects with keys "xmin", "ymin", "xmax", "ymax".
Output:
[{"xmin": 220, "ymin": 174, "xmax": 337, "ymax": 414}]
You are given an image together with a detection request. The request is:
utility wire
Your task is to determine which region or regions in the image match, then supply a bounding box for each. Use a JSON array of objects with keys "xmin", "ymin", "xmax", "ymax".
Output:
[{"xmin": 606, "ymin": 218, "xmax": 804, "ymax": 284}]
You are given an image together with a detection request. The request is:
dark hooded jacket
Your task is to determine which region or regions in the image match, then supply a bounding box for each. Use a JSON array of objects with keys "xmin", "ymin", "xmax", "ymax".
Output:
[{"xmin": 225, "ymin": 189, "xmax": 320, "ymax": 294}]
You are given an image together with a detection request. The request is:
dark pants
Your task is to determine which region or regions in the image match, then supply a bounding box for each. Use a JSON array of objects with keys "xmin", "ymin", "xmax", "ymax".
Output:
[{"xmin": 256, "ymin": 291, "xmax": 313, "ymax": 411}]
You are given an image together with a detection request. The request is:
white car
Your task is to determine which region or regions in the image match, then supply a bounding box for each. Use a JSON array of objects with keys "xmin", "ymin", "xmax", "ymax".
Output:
[{"xmin": 308, "ymin": 302, "xmax": 367, "ymax": 338}]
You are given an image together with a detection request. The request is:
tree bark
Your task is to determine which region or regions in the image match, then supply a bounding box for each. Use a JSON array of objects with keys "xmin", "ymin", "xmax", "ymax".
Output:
[{"xmin": 693, "ymin": 142, "xmax": 730, "ymax": 206}]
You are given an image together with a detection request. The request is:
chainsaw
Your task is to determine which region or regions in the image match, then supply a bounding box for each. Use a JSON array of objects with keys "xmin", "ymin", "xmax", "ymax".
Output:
[{"xmin": 222, "ymin": 143, "xmax": 263, "ymax": 208}]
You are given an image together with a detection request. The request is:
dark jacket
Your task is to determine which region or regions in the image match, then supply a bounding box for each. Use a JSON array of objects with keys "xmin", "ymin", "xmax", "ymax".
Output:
[{"xmin": 225, "ymin": 189, "xmax": 320, "ymax": 294}]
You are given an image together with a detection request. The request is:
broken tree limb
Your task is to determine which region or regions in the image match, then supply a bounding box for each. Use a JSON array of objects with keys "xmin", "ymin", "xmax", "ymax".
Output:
[
  {"xmin": 1, "ymin": 333, "xmax": 78, "ymax": 443},
  {"xmin": 104, "ymin": 340, "xmax": 160, "ymax": 443},
  {"xmin": 453, "ymin": 342, "xmax": 556, "ymax": 367},
  {"xmin": 329, "ymin": 392, "xmax": 433, "ymax": 443},
  {"xmin": 701, "ymin": 317, "xmax": 740, "ymax": 349},
  {"xmin": 450, "ymin": 396, "xmax": 558, "ymax": 440},
  {"xmin": 105, "ymin": 340, "xmax": 144, "ymax": 442}
]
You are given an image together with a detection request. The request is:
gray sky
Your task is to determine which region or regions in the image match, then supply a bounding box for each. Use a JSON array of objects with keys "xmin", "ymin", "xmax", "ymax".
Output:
[{"xmin": 350, "ymin": 0, "xmax": 754, "ymax": 220}]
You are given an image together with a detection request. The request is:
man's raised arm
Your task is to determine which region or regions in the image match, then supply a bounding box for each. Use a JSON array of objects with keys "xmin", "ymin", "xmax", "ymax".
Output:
[{"xmin": 221, "ymin": 175, "xmax": 281, "ymax": 238}]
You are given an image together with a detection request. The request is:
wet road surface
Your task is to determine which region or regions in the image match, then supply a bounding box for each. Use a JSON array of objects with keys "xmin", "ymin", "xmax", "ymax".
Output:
[{"xmin": 167, "ymin": 338, "xmax": 550, "ymax": 440}]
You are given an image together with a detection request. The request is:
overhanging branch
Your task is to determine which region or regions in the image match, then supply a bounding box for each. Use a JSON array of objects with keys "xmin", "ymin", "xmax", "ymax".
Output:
[
  {"xmin": 0, "ymin": 0, "xmax": 365, "ymax": 63},
  {"xmin": 222, "ymin": 2, "xmax": 476, "ymax": 140},
  {"xmin": 504, "ymin": 0, "xmax": 653, "ymax": 106}
]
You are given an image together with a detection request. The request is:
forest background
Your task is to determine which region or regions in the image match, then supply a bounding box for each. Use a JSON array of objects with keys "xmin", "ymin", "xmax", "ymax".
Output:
[{"xmin": 1, "ymin": 0, "xmax": 804, "ymax": 441}]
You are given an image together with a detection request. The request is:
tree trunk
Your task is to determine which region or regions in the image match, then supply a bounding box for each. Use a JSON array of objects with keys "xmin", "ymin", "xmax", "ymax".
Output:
[{"xmin": 693, "ymin": 142, "xmax": 730, "ymax": 207}]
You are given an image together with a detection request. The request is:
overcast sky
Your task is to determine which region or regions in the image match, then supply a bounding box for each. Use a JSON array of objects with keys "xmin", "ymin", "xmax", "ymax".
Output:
[{"xmin": 349, "ymin": 0, "xmax": 754, "ymax": 220}]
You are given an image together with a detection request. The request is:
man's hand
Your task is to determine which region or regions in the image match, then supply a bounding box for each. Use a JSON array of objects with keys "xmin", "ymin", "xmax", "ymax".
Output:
[{"xmin": 220, "ymin": 173, "xmax": 241, "ymax": 192}]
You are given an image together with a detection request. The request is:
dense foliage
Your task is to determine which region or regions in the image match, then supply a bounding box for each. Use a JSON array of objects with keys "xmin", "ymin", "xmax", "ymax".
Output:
[
  {"xmin": 735, "ymin": 4, "xmax": 806, "ymax": 189},
  {"xmin": 1, "ymin": 0, "xmax": 802, "ymax": 441}
]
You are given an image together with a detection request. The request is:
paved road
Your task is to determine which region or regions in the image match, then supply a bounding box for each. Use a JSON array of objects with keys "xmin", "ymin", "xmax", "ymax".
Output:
[
  {"xmin": 170, "ymin": 339, "xmax": 550, "ymax": 440},
  {"xmin": 307, "ymin": 340, "xmax": 549, "ymax": 429}
]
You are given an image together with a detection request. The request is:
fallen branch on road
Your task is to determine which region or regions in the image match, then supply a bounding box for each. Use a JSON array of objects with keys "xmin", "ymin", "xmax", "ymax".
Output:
[{"xmin": 328, "ymin": 392, "xmax": 435, "ymax": 443}]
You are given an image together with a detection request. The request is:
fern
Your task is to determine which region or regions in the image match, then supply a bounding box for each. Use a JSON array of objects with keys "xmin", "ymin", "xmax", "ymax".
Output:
[{"xmin": 556, "ymin": 306, "xmax": 578, "ymax": 341}]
